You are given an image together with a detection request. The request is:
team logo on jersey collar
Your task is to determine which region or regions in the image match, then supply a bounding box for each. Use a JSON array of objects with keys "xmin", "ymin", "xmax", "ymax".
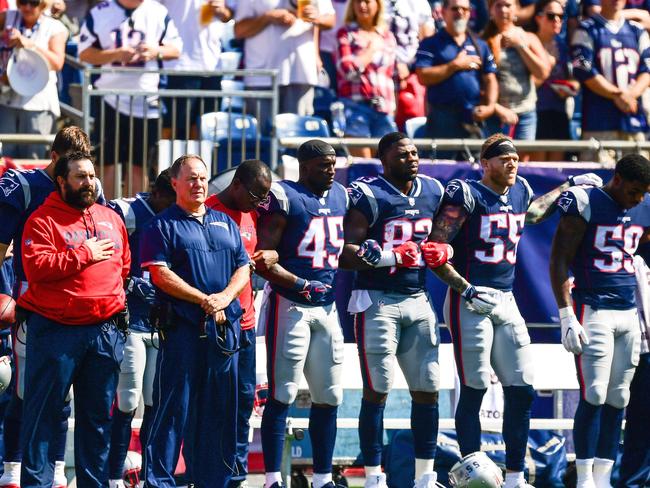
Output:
[
  {"xmin": 408, "ymin": 197, "xmax": 415, "ymax": 206},
  {"xmin": 557, "ymin": 195, "xmax": 574, "ymax": 212},
  {"xmin": 445, "ymin": 181, "xmax": 461, "ymax": 198},
  {"xmin": 348, "ymin": 185, "xmax": 364, "ymax": 205}
]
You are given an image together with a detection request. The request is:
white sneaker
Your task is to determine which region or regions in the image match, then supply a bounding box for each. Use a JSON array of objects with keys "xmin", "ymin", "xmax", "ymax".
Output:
[
  {"xmin": 364, "ymin": 473, "xmax": 388, "ymax": 488},
  {"xmin": 108, "ymin": 480, "xmax": 126, "ymax": 488},
  {"xmin": 53, "ymin": 461, "xmax": 67, "ymax": 488},
  {"xmin": 0, "ymin": 462, "xmax": 21, "ymax": 488},
  {"xmin": 414, "ymin": 472, "xmax": 438, "ymax": 488}
]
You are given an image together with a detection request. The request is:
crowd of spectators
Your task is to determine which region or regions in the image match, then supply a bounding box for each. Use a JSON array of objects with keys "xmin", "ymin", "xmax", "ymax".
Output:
[{"xmin": 0, "ymin": 0, "xmax": 649, "ymax": 168}]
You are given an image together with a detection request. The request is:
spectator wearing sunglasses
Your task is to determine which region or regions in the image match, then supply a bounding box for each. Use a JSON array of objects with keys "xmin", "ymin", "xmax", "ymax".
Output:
[
  {"xmin": 482, "ymin": 0, "xmax": 551, "ymax": 146},
  {"xmin": 529, "ymin": 0, "xmax": 579, "ymax": 161},
  {"xmin": 0, "ymin": 0, "xmax": 67, "ymax": 159},
  {"xmin": 415, "ymin": 0, "xmax": 498, "ymax": 155}
]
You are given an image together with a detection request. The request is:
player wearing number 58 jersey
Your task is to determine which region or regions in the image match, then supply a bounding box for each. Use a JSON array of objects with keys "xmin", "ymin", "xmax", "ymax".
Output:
[
  {"xmin": 550, "ymin": 155, "xmax": 650, "ymax": 488},
  {"xmin": 570, "ymin": 0, "xmax": 650, "ymax": 162},
  {"xmin": 255, "ymin": 140, "xmax": 347, "ymax": 488},
  {"xmin": 340, "ymin": 132, "xmax": 445, "ymax": 488},
  {"xmin": 424, "ymin": 134, "xmax": 603, "ymax": 488}
]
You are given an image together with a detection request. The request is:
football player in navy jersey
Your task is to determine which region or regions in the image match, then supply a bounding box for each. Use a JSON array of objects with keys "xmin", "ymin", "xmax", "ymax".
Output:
[
  {"xmin": 107, "ymin": 170, "xmax": 176, "ymax": 488},
  {"xmin": 340, "ymin": 132, "xmax": 446, "ymax": 488},
  {"xmin": 423, "ymin": 133, "xmax": 602, "ymax": 488},
  {"xmin": 570, "ymin": 0, "xmax": 650, "ymax": 163},
  {"xmin": 0, "ymin": 127, "xmax": 103, "ymax": 488},
  {"xmin": 254, "ymin": 140, "xmax": 348, "ymax": 488},
  {"xmin": 549, "ymin": 154, "xmax": 650, "ymax": 488}
]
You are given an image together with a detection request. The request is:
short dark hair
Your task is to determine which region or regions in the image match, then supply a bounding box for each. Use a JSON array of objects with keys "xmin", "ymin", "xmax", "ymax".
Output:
[
  {"xmin": 152, "ymin": 169, "xmax": 175, "ymax": 197},
  {"xmin": 615, "ymin": 154, "xmax": 650, "ymax": 185},
  {"xmin": 169, "ymin": 154, "xmax": 207, "ymax": 178},
  {"xmin": 234, "ymin": 159, "xmax": 272, "ymax": 187},
  {"xmin": 54, "ymin": 151, "xmax": 94, "ymax": 180},
  {"xmin": 377, "ymin": 131, "xmax": 409, "ymax": 159},
  {"xmin": 52, "ymin": 126, "xmax": 91, "ymax": 156}
]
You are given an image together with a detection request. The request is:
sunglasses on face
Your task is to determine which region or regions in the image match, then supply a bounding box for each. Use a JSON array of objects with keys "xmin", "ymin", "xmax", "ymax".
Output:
[
  {"xmin": 449, "ymin": 5, "xmax": 471, "ymax": 12},
  {"xmin": 544, "ymin": 12, "xmax": 563, "ymax": 20},
  {"xmin": 18, "ymin": 0, "xmax": 40, "ymax": 7},
  {"xmin": 247, "ymin": 188, "xmax": 269, "ymax": 205}
]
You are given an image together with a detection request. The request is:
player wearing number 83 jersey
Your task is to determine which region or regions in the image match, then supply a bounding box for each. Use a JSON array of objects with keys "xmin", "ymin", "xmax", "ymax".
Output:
[
  {"xmin": 550, "ymin": 154, "xmax": 650, "ymax": 488},
  {"xmin": 341, "ymin": 132, "xmax": 445, "ymax": 488}
]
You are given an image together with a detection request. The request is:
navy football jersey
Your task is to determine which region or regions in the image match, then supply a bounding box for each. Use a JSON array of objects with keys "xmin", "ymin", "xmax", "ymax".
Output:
[
  {"xmin": 258, "ymin": 180, "xmax": 349, "ymax": 306},
  {"xmin": 571, "ymin": 15, "xmax": 650, "ymax": 132},
  {"xmin": 443, "ymin": 177, "xmax": 534, "ymax": 291},
  {"xmin": 110, "ymin": 192, "xmax": 157, "ymax": 332},
  {"xmin": 558, "ymin": 187, "xmax": 650, "ymax": 310},
  {"xmin": 349, "ymin": 175, "xmax": 444, "ymax": 293},
  {"xmin": 0, "ymin": 168, "xmax": 105, "ymax": 293}
]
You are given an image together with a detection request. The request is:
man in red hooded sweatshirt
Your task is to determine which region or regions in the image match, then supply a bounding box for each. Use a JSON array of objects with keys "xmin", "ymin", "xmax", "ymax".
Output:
[{"xmin": 17, "ymin": 151, "xmax": 131, "ymax": 488}]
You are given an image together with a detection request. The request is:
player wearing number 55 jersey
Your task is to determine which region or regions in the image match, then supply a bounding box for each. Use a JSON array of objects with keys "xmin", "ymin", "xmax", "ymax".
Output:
[
  {"xmin": 570, "ymin": 0, "xmax": 650, "ymax": 163},
  {"xmin": 255, "ymin": 140, "xmax": 347, "ymax": 488},
  {"xmin": 340, "ymin": 132, "xmax": 445, "ymax": 488},
  {"xmin": 424, "ymin": 134, "xmax": 603, "ymax": 488},
  {"xmin": 550, "ymin": 155, "xmax": 650, "ymax": 488}
]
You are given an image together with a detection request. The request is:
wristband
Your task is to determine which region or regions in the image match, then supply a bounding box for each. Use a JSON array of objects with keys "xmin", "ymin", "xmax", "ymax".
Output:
[
  {"xmin": 293, "ymin": 277, "xmax": 307, "ymax": 290},
  {"xmin": 559, "ymin": 306, "xmax": 575, "ymax": 320},
  {"xmin": 376, "ymin": 250, "xmax": 397, "ymax": 267}
]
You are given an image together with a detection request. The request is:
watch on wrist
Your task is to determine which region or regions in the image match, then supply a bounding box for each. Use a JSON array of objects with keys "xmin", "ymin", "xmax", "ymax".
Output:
[{"xmin": 157, "ymin": 50, "xmax": 164, "ymax": 62}]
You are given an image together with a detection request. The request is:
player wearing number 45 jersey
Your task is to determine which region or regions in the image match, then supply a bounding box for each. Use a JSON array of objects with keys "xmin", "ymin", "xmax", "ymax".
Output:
[
  {"xmin": 255, "ymin": 140, "xmax": 347, "ymax": 488},
  {"xmin": 341, "ymin": 132, "xmax": 445, "ymax": 488},
  {"xmin": 550, "ymin": 154, "xmax": 650, "ymax": 488},
  {"xmin": 424, "ymin": 134, "xmax": 603, "ymax": 488}
]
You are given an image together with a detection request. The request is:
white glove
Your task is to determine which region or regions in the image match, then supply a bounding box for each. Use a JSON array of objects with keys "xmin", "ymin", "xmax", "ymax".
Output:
[
  {"xmin": 559, "ymin": 307, "xmax": 589, "ymax": 354},
  {"xmin": 461, "ymin": 285, "xmax": 500, "ymax": 315},
  {"xmin": 568, "ymin": 173, "xmax": 603, "ymax": 187}
]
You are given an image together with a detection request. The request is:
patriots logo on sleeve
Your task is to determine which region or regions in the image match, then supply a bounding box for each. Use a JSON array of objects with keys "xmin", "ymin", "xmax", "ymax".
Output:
[
  {"xmin": 348, "ymin": 185, "xmax": 364, "ymax": 205},
  {"xmin": 257, "ymin": 198, "xmax": 271, "ymax": 211},
  {"xmin": 557, "ymin": 195, "xmax": 574, "ymax": 212},
  {"xmin": 445, "ymin": 181, "xmax": 461, "ymax": 198},
  {"xmin": 0, "ymin": 177, "xmax": 19, "ymax": 197}
]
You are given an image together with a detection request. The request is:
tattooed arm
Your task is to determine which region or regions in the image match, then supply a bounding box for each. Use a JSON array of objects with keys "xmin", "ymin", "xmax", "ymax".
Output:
[
  {"xmin": 549, "ymin": 215, "xmax": 586, "ymax": 308},
  {"xmin": 427, "ymin": 204, "xmax": 472, "ymax": 294},
  {"xmin": 525, "ymin": 181, "xmax": 571, "ymax": 225},
  {"xmin": 527, "ymin": 173, "xmax": 603, "ymax": 225}
]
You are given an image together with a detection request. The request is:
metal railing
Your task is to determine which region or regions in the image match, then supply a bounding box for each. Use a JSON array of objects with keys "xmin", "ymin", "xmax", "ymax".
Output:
[
  {"xmin": 80, "ymin": 66, "xmax": 280, "ymax": 197},
  {"xmin": 279, "ymin": 136, "xmax": 650, "ymax": 162}
]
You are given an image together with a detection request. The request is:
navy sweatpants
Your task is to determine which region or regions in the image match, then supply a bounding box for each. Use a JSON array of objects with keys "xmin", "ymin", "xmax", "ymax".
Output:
[
  {"xmin": 20, "ymin": 312, "xmax": 125, "ymax": 488},
  {"xmin": 144, "ymin": 318, "xmax": 239, "ymax": 488},
  {"xmin": 230, "ymin": 327, "xmax": 255, "ymax": 486}
]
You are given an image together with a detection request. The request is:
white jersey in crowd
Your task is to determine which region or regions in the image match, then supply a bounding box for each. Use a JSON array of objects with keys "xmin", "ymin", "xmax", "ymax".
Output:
[
  {"xmin": 318, "ymin": 0, "xmax": 347, "ymax": 54},
  {"xmin": 235, "ymin": 0, "xmax": 335, "ymax": 87},
  {"xmin": 634, "ymin": 255, "xmax": 650, "ymax": 354},
  {"xmin": 160, "ymin": 0, "xmax": 231, "ymax": 71},
  {"xmin": 0, "ymin": 10, "xmax": 67, "ymax": 116},
  {"xmin": 78, "ymin": 0, "xmax": 182, "ymax": 119}
]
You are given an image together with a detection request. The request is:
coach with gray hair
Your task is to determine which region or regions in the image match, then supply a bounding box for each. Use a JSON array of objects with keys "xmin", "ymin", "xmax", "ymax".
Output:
[{"xmin": 140, "ymin": 154, "xmax": 251, "ymax": 487}]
